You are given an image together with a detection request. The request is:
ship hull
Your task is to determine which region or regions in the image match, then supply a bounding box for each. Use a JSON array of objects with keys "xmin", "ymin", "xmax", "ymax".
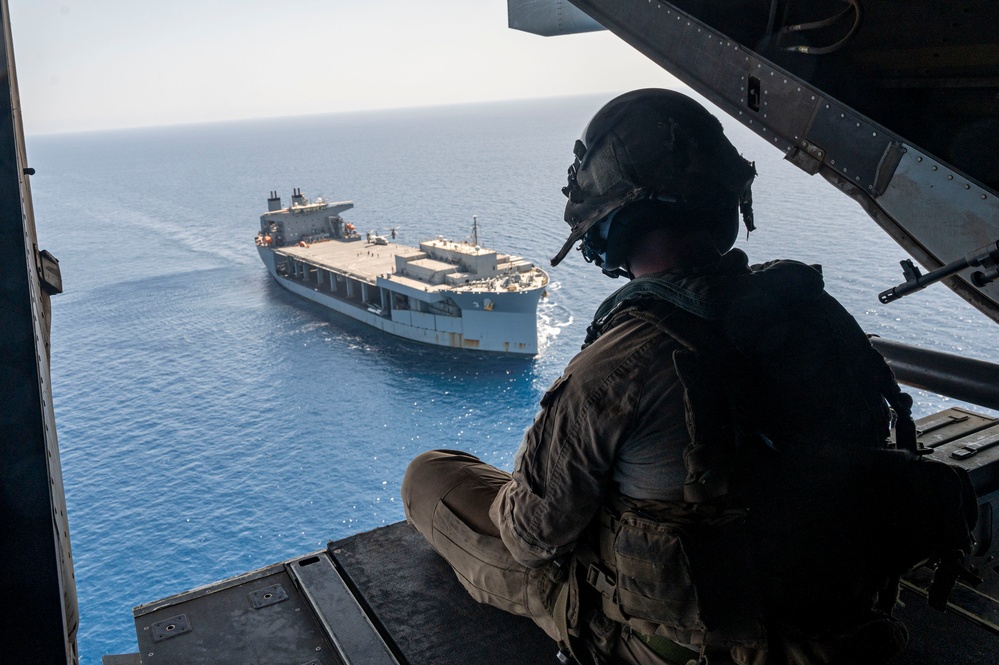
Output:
[{"xmin": 258, "ymin": 245, "xmax": 543, "ymax": 356}]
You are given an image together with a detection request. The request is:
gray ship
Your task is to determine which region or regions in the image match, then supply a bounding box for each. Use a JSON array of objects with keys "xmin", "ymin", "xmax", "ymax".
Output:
[{"xmin": 256, "ymin": 189, "xmax": 549, "ymax": 356}]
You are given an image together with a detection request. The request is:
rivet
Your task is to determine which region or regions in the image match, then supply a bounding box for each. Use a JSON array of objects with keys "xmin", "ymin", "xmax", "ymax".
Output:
[
  {"xmin": 932, "ymin": 165, "xmax": 938, "ymax": 171},
  {"xmin": 947, "ymin": 175, "xmax": 953, "ymax": 180},
  {"xmin": 964, "ymin": 184, "xmax": 971, "ymax": 189}
]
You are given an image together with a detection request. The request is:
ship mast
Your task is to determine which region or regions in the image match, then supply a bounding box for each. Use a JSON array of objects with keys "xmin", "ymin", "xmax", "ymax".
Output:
[{"xmin": 471, "ymin": 215, "xmax": 478, "ymax": 247}]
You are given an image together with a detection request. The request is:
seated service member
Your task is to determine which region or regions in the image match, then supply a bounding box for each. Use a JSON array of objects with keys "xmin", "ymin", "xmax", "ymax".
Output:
[{"xmin": 402, "ymin": 89, "xmax": 933, "ymax": 665}]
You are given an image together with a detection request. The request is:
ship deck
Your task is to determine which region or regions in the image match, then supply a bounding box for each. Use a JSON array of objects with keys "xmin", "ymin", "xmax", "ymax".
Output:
[
  {"xmin": 276, "ymin": 238, "xmax": 421, "ymax": 286},
  {"xmin": 274, "ymin": 238, "xmax": 546, "ymax": 295}
]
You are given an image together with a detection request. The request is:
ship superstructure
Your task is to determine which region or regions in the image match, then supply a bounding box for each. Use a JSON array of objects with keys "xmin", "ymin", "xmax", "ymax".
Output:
[{"xmin": 255, "ymin": 189, "xmax": 548, "ymax": 355}]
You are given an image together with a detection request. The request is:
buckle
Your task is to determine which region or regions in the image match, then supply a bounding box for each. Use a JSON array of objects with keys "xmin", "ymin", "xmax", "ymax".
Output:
[{"xmin": 586, "ymin": 562, "xmax": 617, "ymax": 599}]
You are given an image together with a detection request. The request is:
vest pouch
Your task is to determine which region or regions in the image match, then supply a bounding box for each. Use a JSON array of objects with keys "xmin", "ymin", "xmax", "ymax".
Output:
[
  {"xmin": 601, "ymin": 502, "xmax": 765, "ymax": 647},
  {"xmin": 610, "ymin": 510, "xmax": 702, "ymax": 632}
]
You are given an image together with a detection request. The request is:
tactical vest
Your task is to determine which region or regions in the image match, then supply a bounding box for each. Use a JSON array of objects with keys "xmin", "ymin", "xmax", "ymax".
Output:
[{"xmin": 564, "ymin": 266, "xmax": 978, "ymax": 662}]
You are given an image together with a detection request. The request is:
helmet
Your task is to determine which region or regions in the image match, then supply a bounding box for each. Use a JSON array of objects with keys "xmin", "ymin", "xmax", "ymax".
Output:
[{"xmin": 552, "ymin": 89, "xmax": 757, "ymax": 276}]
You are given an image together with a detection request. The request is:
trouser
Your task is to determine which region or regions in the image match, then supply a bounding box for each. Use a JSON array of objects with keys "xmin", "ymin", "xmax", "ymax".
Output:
[
  {"xmin": 401, "ymin": 450, "xmax": 690, "ymax": 665},
  {"xmin": 401, "ymin": 449, "xmax": 564, "ymax": 641}
]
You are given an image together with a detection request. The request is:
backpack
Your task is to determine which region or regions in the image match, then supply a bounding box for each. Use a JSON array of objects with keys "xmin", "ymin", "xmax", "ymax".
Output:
[{"xmin": 575, "ymin": 276, "xmax": 979, "ymax": 661}]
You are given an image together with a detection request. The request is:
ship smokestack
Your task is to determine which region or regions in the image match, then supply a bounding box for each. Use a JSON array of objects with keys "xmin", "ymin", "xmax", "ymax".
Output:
[
  {"xmin": 291, "ymin": 187, "xmax": 306, "ymax": 207},
  {"xmin": 267, "ymin": 190, "xmax": 282, "ymax": 212}
]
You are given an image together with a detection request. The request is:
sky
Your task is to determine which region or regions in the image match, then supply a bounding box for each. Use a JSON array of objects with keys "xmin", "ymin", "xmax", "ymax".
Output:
[{"xmin": 11, "ymin": 0, "xmax": 679, "ymax": 136}]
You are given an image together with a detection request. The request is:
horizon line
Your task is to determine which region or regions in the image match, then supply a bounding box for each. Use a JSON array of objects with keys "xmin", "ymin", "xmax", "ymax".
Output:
[{"xmin": 24, "ymin": 89, "xmax": 650, "ymax": 140}]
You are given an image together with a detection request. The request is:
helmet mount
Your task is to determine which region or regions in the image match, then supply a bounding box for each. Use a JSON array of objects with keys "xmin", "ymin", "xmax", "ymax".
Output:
[{"xmin": 552, "ymin": 89, "xmax": 757, "ymax": 275}]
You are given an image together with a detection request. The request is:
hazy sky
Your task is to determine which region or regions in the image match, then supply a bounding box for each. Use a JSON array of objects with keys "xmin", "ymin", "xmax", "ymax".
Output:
[{"xmin": 12, "ymin": 0, "xmax": 679, "ymax": 136}]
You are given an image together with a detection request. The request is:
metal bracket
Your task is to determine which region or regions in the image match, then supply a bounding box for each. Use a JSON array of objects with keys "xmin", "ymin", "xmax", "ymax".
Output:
[
  {"xmin": 248, "ymin": 583, "xmax": 289, "ymax": 609},
  {"xmin": 151, "ymin": 614, "xmax": 192, "ymax": 643},
  {"xmin": 34, "ymin": 246, "xmax": 63, "ymax": 295},
  {"xmin": 786, "ymin": 140, "xmax": 825, "ymax": 175}
]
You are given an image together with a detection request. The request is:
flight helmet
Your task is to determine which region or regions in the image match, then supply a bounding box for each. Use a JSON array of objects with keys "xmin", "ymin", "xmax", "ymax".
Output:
[{"xmin": 552, "ymin": 89, "xmax": 757, "ymax": 277}]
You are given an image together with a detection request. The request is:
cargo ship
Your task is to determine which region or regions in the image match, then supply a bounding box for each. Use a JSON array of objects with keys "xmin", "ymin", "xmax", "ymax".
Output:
[{"xmin": 254, "ymin": 189, "xmax": 549, "ymax": 356}]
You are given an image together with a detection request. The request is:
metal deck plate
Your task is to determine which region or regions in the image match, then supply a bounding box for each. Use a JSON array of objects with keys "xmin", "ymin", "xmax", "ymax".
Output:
[
  {"xmin": 329, "ymin": 522, "xmax": 556, "ymax": 665},
  {"xmin": 331, "ymin": 521, "xmax": 999, "ymax": 665},
  {"xmin": 132, "ymin": 562, "xmax": 336, "ymax": 665}
]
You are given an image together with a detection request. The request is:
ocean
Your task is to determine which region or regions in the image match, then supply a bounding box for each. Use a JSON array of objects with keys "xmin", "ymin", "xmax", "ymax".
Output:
[{"xmin": 27, "ymin": 93, "xmax": 999, "ymax": 662}]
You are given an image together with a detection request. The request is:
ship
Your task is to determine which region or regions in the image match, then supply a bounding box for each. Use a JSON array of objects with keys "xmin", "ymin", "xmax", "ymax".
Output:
[{"xmin": 255, "ymin": 189, "xmax": 549, "ymax": 356}]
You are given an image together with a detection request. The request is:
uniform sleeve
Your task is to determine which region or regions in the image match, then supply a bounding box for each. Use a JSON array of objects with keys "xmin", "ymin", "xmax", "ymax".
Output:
[{"xmin": 489, "ymin": 325, "xmax": 659, "ymax": 568}]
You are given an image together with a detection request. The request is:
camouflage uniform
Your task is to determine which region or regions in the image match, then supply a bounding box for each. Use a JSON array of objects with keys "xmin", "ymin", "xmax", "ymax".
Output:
[
  {"xmin": 403, "ymin": 249, "xmax": 907, "ymax": 665},
  {"xmin": 401, "ymin": 291, "xmax": 684, "ymax": 650}
]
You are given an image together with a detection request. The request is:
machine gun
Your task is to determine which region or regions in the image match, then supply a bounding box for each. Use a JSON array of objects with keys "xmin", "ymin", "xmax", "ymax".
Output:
[{"xmin": 880, "ymin": 240, "xmax": 999, "ymax": 304}]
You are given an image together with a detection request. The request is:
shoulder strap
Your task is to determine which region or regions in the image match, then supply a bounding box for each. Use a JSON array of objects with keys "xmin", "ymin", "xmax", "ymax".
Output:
[
  {"xmin": 583, "ymin": 273, "xmax": 730, "ymax": 347},
  {"xmin": 630, "ymin": 303, "xmax": 756, "ymax": 504}
]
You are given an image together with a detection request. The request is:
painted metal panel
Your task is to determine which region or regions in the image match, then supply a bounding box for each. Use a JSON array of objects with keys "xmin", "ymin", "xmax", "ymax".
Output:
[
  {"xmin": 434, "ymin": 314, "xmax": 461, "ymax": 334},
  {"xmin": 508, "ymin": 0, "xmax": 604, "ymax": 36},
  {"xmin": 390, "ymin": 308, "xmax": 412, "ymax": 326},
  {"xmin": 567, "ymin": 0, "xmax": 999, "ymax": 322},
  {"xmin": 0, "ymin": 1, "xmax": 78, "ymax": 661},
  {"xmin": 410, "ymin": 311, "xmax": 437, "ymax": 331}
]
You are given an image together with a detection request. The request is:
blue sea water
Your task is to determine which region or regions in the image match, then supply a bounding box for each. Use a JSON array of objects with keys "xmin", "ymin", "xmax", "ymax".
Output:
[{"xmin": 27, "ymin": 93, "xmax": 999, "ymax": 662}]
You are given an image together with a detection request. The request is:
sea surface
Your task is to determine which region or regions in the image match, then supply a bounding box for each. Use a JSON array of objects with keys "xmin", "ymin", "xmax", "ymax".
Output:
[{"xmin": 27, "ymin": 93, "xmax": 999, "ymax": 662}]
